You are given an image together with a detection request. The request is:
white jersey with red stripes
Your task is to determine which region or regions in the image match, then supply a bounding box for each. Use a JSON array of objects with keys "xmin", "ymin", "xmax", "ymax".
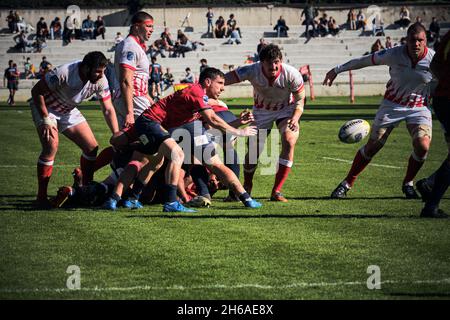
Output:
[
  {"xmin": 335, "ymin": 45, "xmax": 435, "ymax": 109},
  {"xmin": 114, "ymin": 35, "xmax": 149, "ymax": 98},
  {"xmin": 232, "ymin": 62, "xmax": 304, "ymax": 112},
  {"xmin": 43, "ymin": 61, "xmax": 110, "ymax": 114}
]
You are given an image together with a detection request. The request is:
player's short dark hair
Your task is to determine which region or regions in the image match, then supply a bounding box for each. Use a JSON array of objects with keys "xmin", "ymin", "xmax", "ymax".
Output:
[
  {"xmin": 199, "ymin": 67, "xmax": 225, "ymax": 84},
  {"xmin": 131, "ymin": 11, "xmax": 153, "ymax": 25},
  {"xmin": 81, "ymin": 51, "xmax": 108, "ymax": 70},
  {"xmin": 407, "ymin": 22, "xmax": 427, "ymax": 37},
  {"xmin": 259, "ymin": 44, "xmax": 283, "ymax": 62}
]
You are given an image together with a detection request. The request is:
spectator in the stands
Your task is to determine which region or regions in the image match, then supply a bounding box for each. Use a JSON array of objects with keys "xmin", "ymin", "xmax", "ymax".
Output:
[
  {"xmin": 161, "ymin": 27, "xmax": 175, "ymax": 46},
  {"xmin": 162, "ymin": 67, "xmax": 174, "ymax": 91},
  {"xmin": 24, "ymin": 57, "xmax": 36, "ymax": 79},
  {"xmin": 370, "ymin": 39, "xmax": 384, "ymax": 54},
  {"xmin": 62, "ymin": 15, "xmax": 74, "ymax": 45},
  {"xmin": 50, "ymin": 17, "xmax": 62, "ymax": 40},
  {"xmin": 356, "ymin": 10, "xmax": 366, "ymax": 32},
  {"xmin": 13, "ymin": 30, "xmax": 29, "ymax": 52},
  {"xmin": 206, "ymin": 7, "xmax": 214, "ymax": 37},
  {"xmin": 82, "ymin": 15, "xmax": 95, "ymax": 39},
  {"xmin": 6, "ymin": 10, "xmax": 16, "ymax": 33},
  {"xmin": 301, "ymin": 0, "xmax": 317, "ymax": 38},
  {"xmin": 94, "ymin": 16, "xmax": 106, "ymax": 40},
  {"xmin": 214, "ymin": 16, "xmax": 227, "ymax": 38},
  {"xmin": 73, "ymin": 17, "xmax": 82, "ymax": 39},
  {"xmin": 395, "ymin": 6, "xmax": 411, "ymax": 30},
  {"xmin": 36, "ymin": 17, "xmax": 49, "ymax": 40},
  {"xmin": 227, "ymin": 14, "xmax": 241, "ymax": 38},
  {"xmin": 199, "ymin": 59, "xmax": 209, "ymax": 73},
  {"xmin": 347, "ymin": 9, "xmax": 357, "ymax": 30},
  {"xmin": 428, "ymin": 17, "xmax": 440, "ymax": 42},
  {"xmin": 318, "ymin": 13, "xmax": 329, "ymax": 37},
  {"xmin": 328, "ymin": 16, "xmax": 339, "ymax": 36},
  {"xmin": 180, "ymin": 67, "xmax": 194, "ymax": 84},
  {"xmin": 149, "ymin": 38, "xmax": 169, "ymax": 58},
  {"xmin": 274, "ymin": 16, "xmax": 289, "ymax": 37},
  {"xmin": 385, "ymin": 36, "xmax": 393, "ymax": 49},
  {"xmin": 38, "ymin": 56, "xmax": 51, "ymax": 79},
  {"xmin": 225, "ymin": 25, "xmax": 242, "ymax": 45}
]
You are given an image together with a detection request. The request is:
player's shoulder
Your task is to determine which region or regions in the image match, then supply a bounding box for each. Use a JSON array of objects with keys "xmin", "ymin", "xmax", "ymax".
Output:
[
  {"xmin": 426, "ymin": 47, "xmax": 435, "ymax": 60},
  {"xmin": 184, "ymin": 83, "xmax": 204, "ymax": 96},
  {"xmin": 282, "ymin": 63, "xmax": 301, "ymax": 76}
]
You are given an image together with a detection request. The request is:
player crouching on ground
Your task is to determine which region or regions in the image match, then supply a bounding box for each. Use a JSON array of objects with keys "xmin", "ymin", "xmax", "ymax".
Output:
[
  {"xmin": 323, "ymin": 23, "xmax": 435, "ymax": 199},
  {"xmin": 31, "ymin": 51, "xmax": 119, "ymax": 209},
  {"xmin": 103, "ymin": 67, "xmax": 262, "ymax": 212}
]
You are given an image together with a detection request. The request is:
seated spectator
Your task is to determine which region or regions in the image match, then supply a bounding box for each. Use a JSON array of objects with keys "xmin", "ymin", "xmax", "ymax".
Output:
[
  {"xmin": 385, "ymin": 36, "xmax": 393, "ymax": 49},
  {"xmin": 274, "ymin": 16, "xmax": 289, "ymax": 37},
  {"xmin": 356, "ymin": 10, "xmax": 366, "ymax": 32},
  {"xmin": 160, "ymin": 27, "xmax": 174, "ymax": 46},
  {"xmin": 415, "ymin": 16, "xmax": 423, "ymax": 24},
  {"xmin": 400, "ymin": 37, "xmax": 407, "ymax": 45},
  {"xmin": 370, "ymin": 39, "xmax": 384, "ymax": 54},
  {"xmin": 82, "ymin": 15, "xmax": 95, "ymax": 39},
  {"xmin": 199, "ymin": 59, "xmax": 209, "ymax": 73},
  {"xmin": 17, "ymin": 16, "xmax": 34, "ymax": 34},
  {"xmin": 32, "ymin": 36, "xmax": 47, "ymax": 53},
  {"xmin": 148, "ymin": 38, "xmax": 169, "ymax": 58},
  {"xmin": 73, "ymin": 17, "xmax": 82, "ymax": 40},
  {"xmin": 13, "ymin": 31, "xmax": 30, "ymax": 52},
  {"xmin": 214, "ymin": 16, "xmax": 227, "ymax": 38},
  {"xmin": 24, "ymin": 57, "xmax": 36, "ymax": 79},
  {"xmin": 318, "ymin": 13, "xmax": 329, "ymax": 37},
  {"xmin": 38, "ymin": 56, "xmax": 51, "ymax": 79},
  {"xmin": 94, "ymin": 16, "xmax": 106, "ymax": 40},
  {"xmin": 162, "ymin": 67, "xmax": 174, "ymax": 91},
  {"xmin": 36, "ymin": 17, "xmax": 49, "ymax": 40},
  {"xmin": 428, "ymin": 17, "xmax": 440, "ymax": 42},
  {"xmin": 347, "ymin": 9, "xmax": 356, "ymax": 30},
  {"xmin": 63, "ymin": 15, "xmax": 74, "ymax": 45},
  {"xmin": 372, "ymin": 17, "xmax": 385, "ymax": 37},
  {"xmin": 180, "ymin": 67, "xmax": 194, "ymax": 84},
  {"xmin": 226, "ymin": 14, "xmax": 241, "ymax": 38},
  {"xmin": 328, "ymin": 16, "xmax": 339, "ymax": 36},
  {"xmin": 225, "ymin": 26, "xmax": 242, "ymax": 45},
  {"xmin": 395, "ymin": 6, "xmax": 411, "ymax": 30},
  {"xmin": 50, "ymin": 17, "xmax": 62, "ymax": 40}
]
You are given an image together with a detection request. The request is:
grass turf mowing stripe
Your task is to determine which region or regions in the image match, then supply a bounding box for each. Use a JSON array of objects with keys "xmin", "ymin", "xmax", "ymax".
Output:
[{"xmin": 322, "ymin": 157, "xmax": 401, "ymax": 169}]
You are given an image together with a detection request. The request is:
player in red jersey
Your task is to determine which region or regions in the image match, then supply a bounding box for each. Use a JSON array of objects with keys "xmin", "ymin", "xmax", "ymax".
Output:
[
  {"xmin": 103, "ymin": 68, "xmax": 262, "ymax": 211},
  {"xmin": 416, "ymin": 30, "xmax": 450, "ymax": 218},
  {"xmin": 30, "ymin": 51, "xmax": 119, "ymax": 209}
]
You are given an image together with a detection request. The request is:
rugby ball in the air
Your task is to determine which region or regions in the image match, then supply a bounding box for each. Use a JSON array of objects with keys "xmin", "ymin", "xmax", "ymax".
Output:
[{"xmin": 338, "ymin": 119, "xmax": 370, "ymax": 144}]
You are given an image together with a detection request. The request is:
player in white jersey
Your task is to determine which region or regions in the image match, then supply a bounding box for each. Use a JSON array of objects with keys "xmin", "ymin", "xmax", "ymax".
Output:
[
  {"xmin": 113, "ymin": 11, "xmax": 154, "ymax": 128},
  {"xmin": 224, "ymin": 44, "xmax": 306, "ymax": 202},
  {"xmin": 322, "ymin": 23, "xmax": 435, "ymax": 199},
  {"xmin": 30, "ymin": 51, "xmax": 119, "ymax": 208}
]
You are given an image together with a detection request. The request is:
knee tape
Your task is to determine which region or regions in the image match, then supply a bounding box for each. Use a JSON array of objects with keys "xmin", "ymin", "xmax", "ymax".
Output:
[
  {"xmin": 412, "ymin": 124, "xmax": 432, "ymax": 140},
  {"xmin": 128, "ymin": 160, "xmax": 143, "ymax": 172}
]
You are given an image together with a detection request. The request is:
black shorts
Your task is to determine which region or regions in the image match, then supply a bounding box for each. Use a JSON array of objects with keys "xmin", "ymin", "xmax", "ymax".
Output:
[
  {"xmin": 216, "ymin": 110, "xmax": 237, "ymax": 123},
  {"xmin": 169, "ymin": 120, "xmax": 216, "ymax": 162},
  {"xmin": 135, "ymin": 116, "xmax": 171, "ymax": 155},
  {"xmin": 7, "ymin": 81, "xmax": 18, "ymax": 90},
  {"xmin": 433, "ymin": 96, "xmax": 450, "ymax": 136}
]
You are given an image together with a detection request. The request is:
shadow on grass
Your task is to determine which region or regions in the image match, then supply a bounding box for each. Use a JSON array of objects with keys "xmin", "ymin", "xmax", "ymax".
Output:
[{"xmin": 125, "ymin": 213, "xmax": 393, "ymax": 219}]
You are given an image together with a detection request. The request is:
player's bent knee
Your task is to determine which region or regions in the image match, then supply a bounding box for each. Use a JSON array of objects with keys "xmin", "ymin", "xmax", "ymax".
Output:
[{"xmin": 412, "ymin": 124, "xmax": 432, "ymax": 140}]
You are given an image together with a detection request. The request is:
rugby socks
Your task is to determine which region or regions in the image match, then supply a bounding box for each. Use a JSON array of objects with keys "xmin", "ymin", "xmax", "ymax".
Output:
[
  {"xmin": 243, "ymin": 165, "xmax": 257, "ymax": 193},
  {"xmin": 37, "ymin": 157, "xmax": 54, "ymax": 201},
  {"xmin": 424, "ymin": 161, "xmax": 450, "ymax": 210},
  {"xmin": 403, "ymin": 152, "xmax": 426, "ymax": 186},
  {"xmin": 164, "ymin": 184, "xmax": 178, "ymax": 203},
  {"xmin": 238, "ymin": 192, "xmax": 252, "ymax": 205},
  {"xmin": 190, "ymin": 165, "xmax": 211, "ymax": 198},
  {"xmin": 130, "ymin": 179, "xmax": 145, "ymax": 200},
  {"xmin": 272, "ymin": 158, "xmax": 293, "ymax": 194},
  {"xmin": 80, "ymin": 152, "xmax": 97, "ymax": 185},
  {"xmin": 345, "ymin": 147, "xmax": 372, "ymax": 187},
  {"xmin": 94, "ymin": 146, "xmax": 114, "ymax": 172},
  {"xmin": 225, "ymin": 148, "xmax": 240, "ymax": 199},
  {"xmin": 110, "ymin": 192, "xmax": 121, "ymax": 202}
]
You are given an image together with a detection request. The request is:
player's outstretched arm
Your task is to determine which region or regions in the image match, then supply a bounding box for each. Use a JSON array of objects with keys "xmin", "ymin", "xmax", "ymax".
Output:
[
  {"xmin": 100, "ymin": 97, "xmax": 120, "ymax": 134},
  {"xmin": 201, "ymin": 109, "xmax": 257, "ymax": 137},
  {"xmin": 324, "ymin": 54, "xmax": 377, "ymax": 86},
  {"xmin": 224, "ymin": 71, "xmax": 240, "ymax": 86},
  {"xmin": 323, "ymin": 68, "xmax": 338, "ymax": 86}
]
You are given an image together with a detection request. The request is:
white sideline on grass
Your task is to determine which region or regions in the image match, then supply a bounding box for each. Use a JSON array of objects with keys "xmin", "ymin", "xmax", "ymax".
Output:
[
  {"xmin": 1, "ymin": 278, "xmax": 450, "ymax": 293},
  {"xmin": 323, "ymin": 157, "xmax": 401, "ymax": 169}
]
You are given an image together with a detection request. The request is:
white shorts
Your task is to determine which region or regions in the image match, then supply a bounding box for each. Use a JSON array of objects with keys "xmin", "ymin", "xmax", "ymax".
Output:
[
  {"xmin": 31, "ymin": 103, "xmax": 86, "ymax": 132},
  {"xmin": 253, "ymin": 105, "xmax": 295, "ymax": 130},
  {"xmin": 372, "ymin": 103, "xmax": 432, "ymax": 130},
  {"xmin": 113, "ymin": 95, "xmax": 152, "ymax": 128}
]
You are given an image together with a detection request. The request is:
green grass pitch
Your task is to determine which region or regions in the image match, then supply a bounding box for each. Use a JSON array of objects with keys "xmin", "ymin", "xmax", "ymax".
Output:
[{"xmin": 0, "ymin": 96, "xmax": 449, "ymax": 299}]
